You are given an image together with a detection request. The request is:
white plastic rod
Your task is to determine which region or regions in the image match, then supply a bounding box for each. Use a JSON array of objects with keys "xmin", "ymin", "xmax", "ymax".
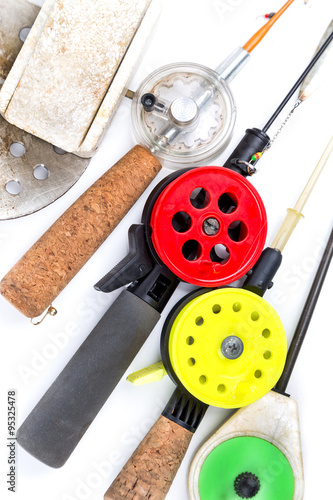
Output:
[{"xmin": 271, "ymin": 136, "xmax": 333, "ymax": 252}]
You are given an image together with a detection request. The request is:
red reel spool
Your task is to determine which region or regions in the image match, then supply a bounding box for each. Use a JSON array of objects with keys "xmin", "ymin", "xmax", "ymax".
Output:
[{"xmin": 150, "ymin": 166, "xmax": 267, "ymax": 286}]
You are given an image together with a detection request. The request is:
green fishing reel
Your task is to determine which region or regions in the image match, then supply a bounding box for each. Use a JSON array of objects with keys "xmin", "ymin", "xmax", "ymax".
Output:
[
  {"xmin": 187, "ymin": 387, "xmax": 305, "ymax": 500},
  {"xmin": 190, "ymin": 436, "xmax": 295, "ymax": 500}
]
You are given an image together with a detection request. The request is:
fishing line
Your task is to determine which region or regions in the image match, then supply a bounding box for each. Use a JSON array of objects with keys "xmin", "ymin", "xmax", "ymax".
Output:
[{"xmin": 262, "ymin": 32, "xmax": 333, "ymax": 133}]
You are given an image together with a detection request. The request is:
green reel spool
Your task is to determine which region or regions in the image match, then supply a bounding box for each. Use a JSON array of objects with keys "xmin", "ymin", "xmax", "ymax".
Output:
[{"xmin": 198, "ymin": 436, "xmax": 294, "ymax": 499}]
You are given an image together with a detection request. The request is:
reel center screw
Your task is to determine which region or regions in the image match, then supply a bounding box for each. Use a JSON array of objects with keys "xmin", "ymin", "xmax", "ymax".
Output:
[
  {"xmin": 170, "ymin": 97, "xmax": 198, "ymax": 125},
  {"xmin": 203, "ymin": 217, "xmax": 220, "ymax": 235},
  {"xmin": 221, "ymin": 335, "xmax": 244, "ymax": 359}
]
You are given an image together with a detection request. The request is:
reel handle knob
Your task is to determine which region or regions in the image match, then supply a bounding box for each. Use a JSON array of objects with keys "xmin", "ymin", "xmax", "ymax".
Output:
[
  {"xmin": 104, "ymin": 415, "xmax": 193, "ymax": 500},
  {"xmin": 141, "ymin": 92, "xmax": 157, "ymax": 112}
]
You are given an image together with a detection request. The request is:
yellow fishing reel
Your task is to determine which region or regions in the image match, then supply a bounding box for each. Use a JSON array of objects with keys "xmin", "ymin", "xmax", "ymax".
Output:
[{"xmin": 161, "ymin": 288, "xmax": 287, "ymax": 408}]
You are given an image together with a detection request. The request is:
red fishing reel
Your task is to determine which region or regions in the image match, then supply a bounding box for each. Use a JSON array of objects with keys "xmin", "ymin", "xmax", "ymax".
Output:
[{"xmin": 148, "ymin": 166, "xmax": 267, "ymax": 286}]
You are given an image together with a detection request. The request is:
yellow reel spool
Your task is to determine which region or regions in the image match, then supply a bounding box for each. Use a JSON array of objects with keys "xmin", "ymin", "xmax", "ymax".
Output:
[{"xmin": 168, "ymin": 288, "xmax": 287, "ymax": 408}]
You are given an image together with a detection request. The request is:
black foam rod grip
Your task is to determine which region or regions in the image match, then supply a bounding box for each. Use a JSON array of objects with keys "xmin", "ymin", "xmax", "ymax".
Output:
[{"xmin": 17, "ymin": 289, "xmax": 160, "ymax": 468}]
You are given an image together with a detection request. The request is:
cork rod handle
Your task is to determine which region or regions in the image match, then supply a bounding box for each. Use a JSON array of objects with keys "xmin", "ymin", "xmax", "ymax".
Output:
[
  {"xmin": 105, "ymin": 415, "xmax": 193, "ymax": 500},
  {"xmin": 0, "ymin": 146, "xmax": 161, "ymax": 318}
]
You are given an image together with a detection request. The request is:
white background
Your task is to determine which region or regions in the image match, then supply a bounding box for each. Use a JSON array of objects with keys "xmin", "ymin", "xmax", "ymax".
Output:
[{"xmin": 1, "ymin": 0, "xmax": 333, "ymax": 499}]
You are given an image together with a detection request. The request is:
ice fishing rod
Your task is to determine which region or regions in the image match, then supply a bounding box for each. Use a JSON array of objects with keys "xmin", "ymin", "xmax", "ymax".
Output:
[
  {"xmin": 188, "ymin": 225, "xmax": 333, "ymax": 500},
  {"xmin": 129, "ymin": 0, "xmax": 297, "ymax": 169},
  {"xmin": 14, "ymin": 32, "xmax": 333, "ymax": 469},
  {"xmin": 102, "ymin": 137, "xmax": 333, "ymax": 500},
  {"xmin": 132, "ymin": 16, "xmax": 333, "ymax": 172}
]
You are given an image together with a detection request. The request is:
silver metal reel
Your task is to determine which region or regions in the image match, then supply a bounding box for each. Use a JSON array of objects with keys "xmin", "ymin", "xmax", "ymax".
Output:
[{"xmin": 131, "ymin": 62, "xmax": 238, "ymax": 169}]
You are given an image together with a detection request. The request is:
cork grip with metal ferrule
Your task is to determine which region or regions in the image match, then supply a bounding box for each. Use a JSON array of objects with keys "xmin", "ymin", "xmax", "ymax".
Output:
[
  {"xmin": 104, "ymin": 415, "xmax": 193, "ymax": 500},
  {"xmin": 0, "ymin": 145, "xmax": 161, "ymax": 318}
]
